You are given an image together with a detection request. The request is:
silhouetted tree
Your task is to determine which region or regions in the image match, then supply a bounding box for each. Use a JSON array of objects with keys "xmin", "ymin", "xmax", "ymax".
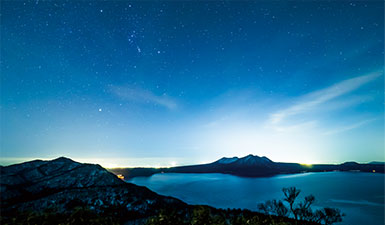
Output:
[
  {"xmin": 282, "ymin": 187, "xmax": 301, "ymax": 221},
  {"xmin": 257, "ymin": 187, "xmax": 344, "ymax": 225},
  {"xmin": 314, "ymin": 208, "xmax": 344, "ymax": 225},
  {"xmin": 297, "ymin": 195, "xmax": 315, "ymax": 221},
  {"xmin": 257, "ymin": 199, "xmax": 289, "ymax": 217}
]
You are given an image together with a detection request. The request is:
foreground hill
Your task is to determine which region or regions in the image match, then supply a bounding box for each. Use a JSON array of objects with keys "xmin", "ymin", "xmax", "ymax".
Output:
[
  {"xmin": 0, "ymin": 157, "xmax": 318, "ymax": 225},
  {"xmin": 0, "ymin": 157, "xmax": 186, "ymax": 224},
  {"xmin": 110, "ymin": 154, "xmax": 385, "ymax": 179}
]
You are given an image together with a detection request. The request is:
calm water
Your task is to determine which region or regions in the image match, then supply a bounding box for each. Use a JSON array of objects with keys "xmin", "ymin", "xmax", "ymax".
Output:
[{"xmin": 130, "ymin": 172, "xmax": 384, "ymax": 225}]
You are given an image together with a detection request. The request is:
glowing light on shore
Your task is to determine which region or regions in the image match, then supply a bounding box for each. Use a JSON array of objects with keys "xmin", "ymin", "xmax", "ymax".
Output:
[
  {"xmin": 300, "ymin": 163, "xmax": 313, "ymax": 168},
  {"xmin": 117, "ymin": 174, "xmax": 125, "ymax": 180}
]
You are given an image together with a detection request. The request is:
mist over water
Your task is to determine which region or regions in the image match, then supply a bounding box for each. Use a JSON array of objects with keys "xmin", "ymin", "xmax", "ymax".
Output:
[{"xmin": 130, "ymin": 172, "xmax": 384, "ymax": 225}]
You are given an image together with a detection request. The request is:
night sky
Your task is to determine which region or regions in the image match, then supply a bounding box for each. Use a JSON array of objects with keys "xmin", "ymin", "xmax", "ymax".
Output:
[{"xmin": 1, "ymin": 1, "xmax": 384, "ymax": 167}]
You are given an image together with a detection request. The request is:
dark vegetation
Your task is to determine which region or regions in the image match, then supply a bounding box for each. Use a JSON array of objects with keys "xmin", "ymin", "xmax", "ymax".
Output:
[
  {"xmin": 0, "ymin": 207, "xmax": 121, "ymax": 225},
  {"xmin": 146, "ymin": 206, "xmax": 320, "ymax": 225},
  {"xmin": 1, "ymin": 204, "xmax": 322, "ymax": 225},
  {"xmin": 257, "ymin": 187, "xmax": 344, "ymax": 225},
  {"xmin": 109, "ymin": 155, "xmax": 385, "ymax": 179}
]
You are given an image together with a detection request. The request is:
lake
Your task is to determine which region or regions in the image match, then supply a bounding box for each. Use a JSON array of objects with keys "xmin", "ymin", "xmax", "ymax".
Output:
[{"xmin": 129, "ymin": 172, "xmax": 384, "ymax": 225}]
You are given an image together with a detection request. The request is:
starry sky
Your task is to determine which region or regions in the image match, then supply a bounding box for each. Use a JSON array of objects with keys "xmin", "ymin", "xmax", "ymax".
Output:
[{"xmin": 1, "ymin": 1, "xmax": 384, "ymax": 167}]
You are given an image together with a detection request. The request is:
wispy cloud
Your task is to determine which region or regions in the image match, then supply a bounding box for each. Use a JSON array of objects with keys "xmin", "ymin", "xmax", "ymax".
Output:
[
  {"xmin": 110, "ymin": 86, "xmax": 177, "ymax": 110},
  {"xmin": 270, "ymin": 71, "xmax": 382, "ymax": 125},
  {"xmin": 272, "ymin": 121, "xmax": 318, "ymax": 133},
  {"xmin": 322, "ymin": 118, "xmax": 376, "ymax": 136}
]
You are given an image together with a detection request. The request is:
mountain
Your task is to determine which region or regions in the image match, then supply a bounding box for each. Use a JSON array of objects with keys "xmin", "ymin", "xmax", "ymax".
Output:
[
  {"xmin": 0, "ymin": 157, "xmax": 186, "ymax": 224},
  {"xmin": 109, "ymin": 154, "xmax": 385, "ymax": 179},
  {"xmin": 215, "ymin": 156, "xmax": 239, "ymax": 164},
  {"xmin": 1, "ymin": 157, "xmax": 316, "ymax": 225},
  {"xmin": 214, "ymin": 154, "xmax": 273, "ymax": 166}
]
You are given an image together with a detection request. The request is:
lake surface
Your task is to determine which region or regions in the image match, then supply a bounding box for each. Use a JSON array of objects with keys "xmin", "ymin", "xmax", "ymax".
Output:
[{"xmin": 130, "ymin": 172, "xmax": 384, "ymax": 225}]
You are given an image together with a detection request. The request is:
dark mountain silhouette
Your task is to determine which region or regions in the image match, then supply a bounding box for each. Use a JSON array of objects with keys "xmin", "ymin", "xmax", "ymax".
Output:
[
  {"xmin": 1, "ymin": 157, "xmax": 319, "ymax": 225},
  {"xmin": 368, "ymin": 161, "xmax": 385, "ymax": 165},
  {"xmin": 110, "ymin": 154, "xmax": 385, "ymax": 179},
  {"xmin": 215, "ymin": 154, "xmax": 274, "ymax": 167},
  {"xmin": 0, "ymin": 157, "xmax": 184, "ymax": 216}
]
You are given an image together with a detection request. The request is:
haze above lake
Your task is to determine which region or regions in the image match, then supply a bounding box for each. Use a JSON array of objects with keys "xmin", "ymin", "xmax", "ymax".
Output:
[{"xmin": 130, "ymin": 172, "xmax": 384, "ymax": 225}]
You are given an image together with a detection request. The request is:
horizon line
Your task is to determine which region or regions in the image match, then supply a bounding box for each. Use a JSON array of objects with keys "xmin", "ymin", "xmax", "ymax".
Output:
[{"xmin": 1, "ymin": 155, "xmax": 383, "ymax": 169}]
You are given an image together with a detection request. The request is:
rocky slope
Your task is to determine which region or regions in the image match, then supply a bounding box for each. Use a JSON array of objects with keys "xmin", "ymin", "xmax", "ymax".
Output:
[{"xmin": 0, "ymin": 157, "xmax": 185, "ymax": 223}]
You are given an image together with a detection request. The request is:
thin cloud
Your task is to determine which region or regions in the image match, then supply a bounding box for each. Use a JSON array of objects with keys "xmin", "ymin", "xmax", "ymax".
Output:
[
  {"xmin": 272, "ymin": 121, "xmax": 318, "ymax": 133},
  {"xmin": 322, "ymin": 119, "xmax": 376, "ymax": 136},
  {"xmin": 110, "ymin": 86, "xmax": 177, "ymax": 110},
  {"xmin": 270, "ymin": 71, "xmax": 382, "ymax": 125}
]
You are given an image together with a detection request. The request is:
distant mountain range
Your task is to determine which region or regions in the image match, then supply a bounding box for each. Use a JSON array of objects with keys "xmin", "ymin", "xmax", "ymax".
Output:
[
  {"xmin": 109, "ymin": 154, "xmax": 385, "ymax": 179},
  {"xmin": 1, "ymin": 157, "xmax": 318, "ymax": 225}
]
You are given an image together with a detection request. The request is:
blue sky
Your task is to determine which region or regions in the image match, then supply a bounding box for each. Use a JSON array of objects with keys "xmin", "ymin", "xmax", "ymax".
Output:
[{"xmin": 1, "ymin": 1, "xmax": 383, "ymax": 167}]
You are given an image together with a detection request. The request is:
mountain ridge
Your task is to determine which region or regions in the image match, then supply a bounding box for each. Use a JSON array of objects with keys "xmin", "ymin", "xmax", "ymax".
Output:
[
  {"xmin": 0, "ymin": 157, "xmax": 184, "ymax": 215},
  {"xmin": 110, "ymin": 154, "xmax": 385, "ymax": 179}
]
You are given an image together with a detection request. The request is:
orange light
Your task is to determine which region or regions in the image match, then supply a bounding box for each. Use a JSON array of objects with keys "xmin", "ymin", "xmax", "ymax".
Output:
[{"xmin": 117, "ymin": 174, "xmax": 125, "ymax": 180}]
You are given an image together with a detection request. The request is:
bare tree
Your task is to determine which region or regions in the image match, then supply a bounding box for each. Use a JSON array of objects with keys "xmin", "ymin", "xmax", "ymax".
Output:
[
  {"xmin": 257, "ymin": 199, "xmax": 288, "ymax": 217},
  {"xmin": 272, "ymin": 199, "xmax": 289, "ymax": 217},
  {"xmin": 297, "ymin": 195, "xmax": 315, "ymax": 221},
  {"xmin": 257, "ymin": 187, "xmax": 344, "ymax": 225},
  {"xmin": 314, "ymin": 207, "xmax": 344, "ymax": 225},
  {"xmin": 282, "ymin": 187, "xmax": 301, "ymax": 220}
]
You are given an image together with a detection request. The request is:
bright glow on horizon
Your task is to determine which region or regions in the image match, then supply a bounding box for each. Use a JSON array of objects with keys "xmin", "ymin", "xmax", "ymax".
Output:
[
  {"xmin": 0, "ymin": 157, "xmax": 197, "ymax": 168},
  {"xmin": 0, "ymin": 155, "xmax": 380, "ymax": 169}
]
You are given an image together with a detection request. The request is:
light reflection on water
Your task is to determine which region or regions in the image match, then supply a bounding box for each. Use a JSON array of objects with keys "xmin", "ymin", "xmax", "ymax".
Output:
[{"xmin": 130, "ymin": 172, "xmax": 384, "ymax": 225}]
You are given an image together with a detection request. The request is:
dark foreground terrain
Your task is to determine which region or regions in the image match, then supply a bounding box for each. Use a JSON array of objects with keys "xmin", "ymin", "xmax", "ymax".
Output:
[
  {"xmin": 110, "ymin": 154, "xmax": 385, "ymax": 179},
  {"xmin": 0, "ymin": 157, "xmax": 320, "ymax": 225}
]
